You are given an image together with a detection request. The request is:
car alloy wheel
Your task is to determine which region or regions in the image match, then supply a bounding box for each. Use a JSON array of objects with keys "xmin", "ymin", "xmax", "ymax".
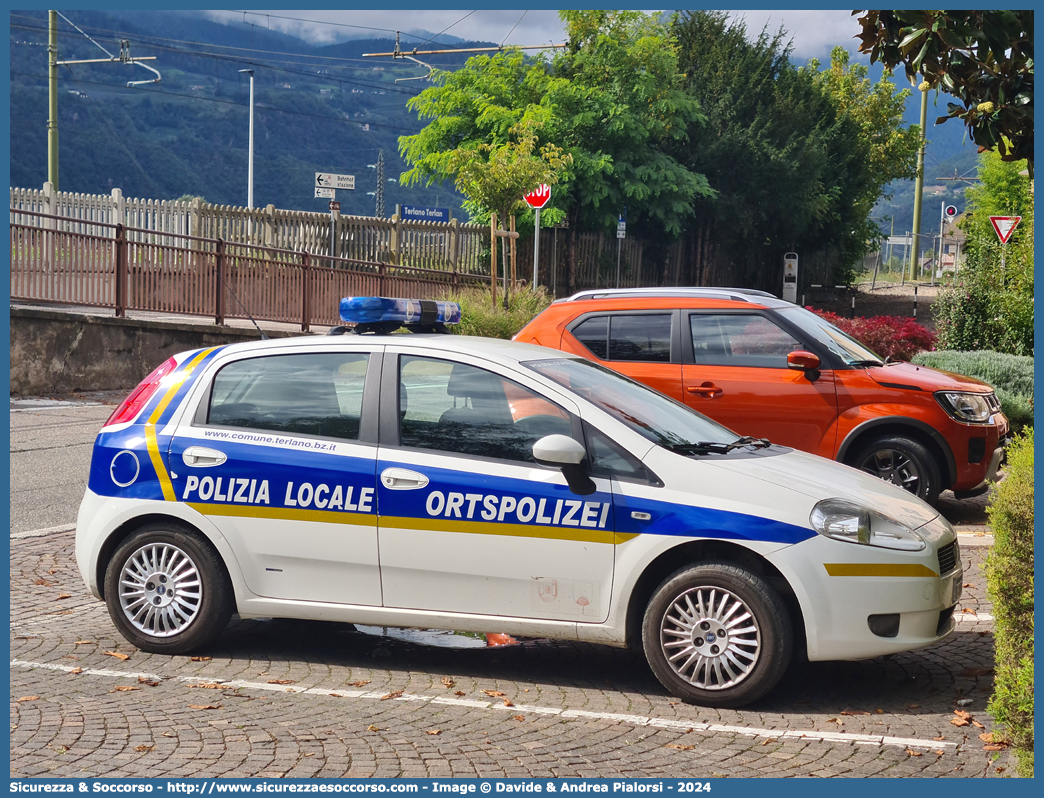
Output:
[{"xmin": 118, "ymin": 541, "xmax": 203, "ymax": 637}]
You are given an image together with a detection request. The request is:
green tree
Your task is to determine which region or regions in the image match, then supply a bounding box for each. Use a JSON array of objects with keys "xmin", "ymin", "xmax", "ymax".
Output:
[
  {"xmin": 933, "ymin": 151, "xmax": 1033, "ymax": 354},
  {"xmin": 854, "ymin": 10, "xmax": 1033, "ymax": 171}
]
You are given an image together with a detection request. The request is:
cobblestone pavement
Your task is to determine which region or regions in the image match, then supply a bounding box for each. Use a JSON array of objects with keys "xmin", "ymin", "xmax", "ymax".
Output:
[{"xmin": 11, "ymin": 529, "xmax": 1005, "ymax": 779}]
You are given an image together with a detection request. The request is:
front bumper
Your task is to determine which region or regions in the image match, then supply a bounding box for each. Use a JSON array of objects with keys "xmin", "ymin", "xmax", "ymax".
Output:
[{"xmin": 769, "ymin": 521, "xmax": 961, "ymax": 661}]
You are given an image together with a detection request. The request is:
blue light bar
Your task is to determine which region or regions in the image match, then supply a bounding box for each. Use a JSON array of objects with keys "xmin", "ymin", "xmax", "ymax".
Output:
[{"xmin": 339, "ymin": 296, "xmax": 462, "ymax": 326}]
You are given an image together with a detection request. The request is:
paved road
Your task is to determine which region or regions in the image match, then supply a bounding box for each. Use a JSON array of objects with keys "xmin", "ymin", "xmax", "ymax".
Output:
[{"xmin": 10, "ymin": 401, "xmax": 1008, "ymax": 779}]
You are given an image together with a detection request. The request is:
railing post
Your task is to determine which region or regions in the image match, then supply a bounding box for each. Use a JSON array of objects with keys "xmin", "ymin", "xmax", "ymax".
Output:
[
  {"xmin": 215, "ymin": 238, "xmax": 226, "ymax": 325},
  {"xmin": 114, "ymin": 223, "xmax": 127, "ymax": 317},
  {"xmin": 379, "ymin": 261, "xmax": 386, "ymax": 296},
  {"xmin": 450, "ymin": 217, "xmax": 460, "ymax": 286},
  {"xmin": 390, "ymin": 213, "xmax": 401, "ymax": 266},
  {"xmin": 302, "ymin": 251, "xmax": 312, "ymax": 333}
]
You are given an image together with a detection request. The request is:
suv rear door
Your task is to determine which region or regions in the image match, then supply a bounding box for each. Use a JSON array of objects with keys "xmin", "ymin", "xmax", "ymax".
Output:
[{"xmin": 681, "ymin": 311, "xmax": 839, "ymax": 456}]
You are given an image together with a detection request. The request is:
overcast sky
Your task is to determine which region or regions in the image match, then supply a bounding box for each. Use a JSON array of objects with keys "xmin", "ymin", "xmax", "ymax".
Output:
[{"xmin": 204, "ymin": 9, "xmax": 868, "ymax": 62}]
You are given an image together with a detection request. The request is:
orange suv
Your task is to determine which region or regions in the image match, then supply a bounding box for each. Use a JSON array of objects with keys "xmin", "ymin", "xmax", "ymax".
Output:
[{"xmin": 514, "ymin": 288, "xmax": 1009, "ymax": 504}]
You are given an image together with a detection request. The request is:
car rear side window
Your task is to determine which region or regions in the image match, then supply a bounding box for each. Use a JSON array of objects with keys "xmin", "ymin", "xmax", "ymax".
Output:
[
  {"xmin": 572, "ymin": 314, "xmax": 671, "ymax": 362},
  {"xmin": 398, "ymin": 356, "xmax": 572, "ymax": 463},
  {"xmin": 208, "ymin": 352, "xmax": 368, "ymax": 440},
  {"xmin": 690, "ymin": 314, "xmax": 801, "ymax": 368}
]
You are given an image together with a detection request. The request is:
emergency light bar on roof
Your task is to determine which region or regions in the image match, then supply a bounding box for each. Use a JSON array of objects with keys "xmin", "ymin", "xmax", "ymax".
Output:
[{"xmin": 330, "ymin": 297, "xmax": 462, "ymax": 335}]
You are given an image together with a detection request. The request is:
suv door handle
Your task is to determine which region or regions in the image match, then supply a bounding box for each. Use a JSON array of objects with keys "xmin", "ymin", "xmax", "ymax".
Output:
[
  {"xmin": 182, "ymin": 446, "xmax": 227, "ymax": 467},
  {"xmin": 381, "ymin": 467, "xmax": 429, "ymax": 490},
  {"xmin": 687, "ymin": 383, "xmax": 723, "ymax": 398}
]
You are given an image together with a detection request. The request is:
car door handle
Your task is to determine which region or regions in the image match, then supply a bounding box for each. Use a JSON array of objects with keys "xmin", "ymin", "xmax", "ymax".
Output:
[
  {"xmin": 380, "ymin": 467, "xmax": 429, "ymax": 490},
  {"xmin": 687, "ymin": 383, "xmax": 723, "ymax": 398},
  {"xmin": 182, "ymin": 446, "xmax": 227, "ymax": 467}
]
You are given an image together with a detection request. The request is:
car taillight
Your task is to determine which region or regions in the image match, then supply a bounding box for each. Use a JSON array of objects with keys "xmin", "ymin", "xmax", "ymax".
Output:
[{"xmin": 104, "ymin": 356, "xmax": 178, "ymax": 427}]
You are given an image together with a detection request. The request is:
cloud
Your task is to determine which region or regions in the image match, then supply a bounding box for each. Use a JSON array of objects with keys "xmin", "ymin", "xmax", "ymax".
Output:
[{"xmin": 727, "ymin": 9, "xmax": 869, "ymax": 62}]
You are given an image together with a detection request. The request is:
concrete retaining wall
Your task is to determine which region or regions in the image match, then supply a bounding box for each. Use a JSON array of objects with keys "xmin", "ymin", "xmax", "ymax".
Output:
[{"xmin": 10, "ymin": 307, "xmax": 302, "ymax": 396}]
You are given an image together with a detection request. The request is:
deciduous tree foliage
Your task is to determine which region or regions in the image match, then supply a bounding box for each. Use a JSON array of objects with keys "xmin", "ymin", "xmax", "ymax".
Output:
[{"xmin": 854, "ymin": 10, "xmax": 1033, "ymax": 171}]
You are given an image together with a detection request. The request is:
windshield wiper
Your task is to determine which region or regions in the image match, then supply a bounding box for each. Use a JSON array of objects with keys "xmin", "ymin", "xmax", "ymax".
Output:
[
  {"xmin": 666, "ymin": 436, "xmax": 772, "ymax": 455},
  {"xmin": 848, "ymin": 359, "xmax": 885, "ymax": 368}
]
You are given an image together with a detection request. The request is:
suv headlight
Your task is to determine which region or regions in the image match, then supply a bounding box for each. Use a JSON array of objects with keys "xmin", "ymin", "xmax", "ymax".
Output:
[
  {"xmin": 810, "ymin": 499, "xmax": 926, "ymax": 551},
  {"xmin": 935, "ymin": 391, "xmax": 993, "ymax": 423}
]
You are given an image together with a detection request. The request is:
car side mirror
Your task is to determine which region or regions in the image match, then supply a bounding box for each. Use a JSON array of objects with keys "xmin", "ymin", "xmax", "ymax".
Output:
[
  {"xmin": 533, "ymin": 434, "xmax": 596, "ymax": 496},
  {"xmin": 787, "ymin": 350, "xmax": 821, "ymax": 381}
]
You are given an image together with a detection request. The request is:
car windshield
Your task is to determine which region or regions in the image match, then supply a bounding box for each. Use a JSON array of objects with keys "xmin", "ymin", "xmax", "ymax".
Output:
[
  {"xmin": 775, "ymin": 306, "xmax": 884, "ymax": 366},
  {"xmin": 524, "ymin": 357, "xmax": 740, "ymax": 450}
]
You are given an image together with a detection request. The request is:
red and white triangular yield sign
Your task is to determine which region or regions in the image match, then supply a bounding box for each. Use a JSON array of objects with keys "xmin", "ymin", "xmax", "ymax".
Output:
[{"xmin": 989, "ymin": 215, "xmax": 1022, "ymax": 244}]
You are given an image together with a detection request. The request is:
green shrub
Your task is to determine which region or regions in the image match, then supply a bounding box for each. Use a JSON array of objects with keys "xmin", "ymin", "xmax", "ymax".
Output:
[
  {"xmin": 439, "ymin": 284, "xmax": 553, "ymax": 340},
  {"xmin": 911, "ymin": 350, "xmax": 1034, "ymax": 430},
  {"xmin": 985, "ymin": 429, "xmax": 1034, "ymax": 777}
]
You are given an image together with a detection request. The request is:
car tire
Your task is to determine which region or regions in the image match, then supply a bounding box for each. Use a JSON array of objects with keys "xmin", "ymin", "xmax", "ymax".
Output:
[
  {"xmin": 851, "ymin": 434, "xmax": 942, "ymax": 504},
  {"xmin": 104, "ymin": 522, "xmax": 234, "ymax": 655},
  {"xmin": 641, "ymin": 562, "xmax": 792, "ymax": 708}
]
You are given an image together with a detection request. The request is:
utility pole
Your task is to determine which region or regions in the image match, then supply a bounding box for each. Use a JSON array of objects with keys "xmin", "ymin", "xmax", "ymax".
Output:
[
  {"xmin": 376, "ymin": 151, "xmax": 386, "ymax": 218},
  {"xmin": 908, "ymin": 80, "xmax": 929, "ymax": 283},
  {"xmin": 48, "ymin": 11, "xmax": 160, "ymax": 192},
  {"xmin": 48, "ymin": 10, "xmax": 58, "ymax": 190},
  {"xmin": 238, "ymin": 69, "xmax": 255, "ymax": 209}
]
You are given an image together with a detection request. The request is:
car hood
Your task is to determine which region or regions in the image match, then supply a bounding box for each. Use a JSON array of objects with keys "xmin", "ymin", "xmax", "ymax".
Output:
[
  {"xmin": 866, "ymin": 361, "xmax": 993, "ymax": 393},
  {"xmin": 710, "ymin": 447, "xmax": 940, "ymax": 530}
]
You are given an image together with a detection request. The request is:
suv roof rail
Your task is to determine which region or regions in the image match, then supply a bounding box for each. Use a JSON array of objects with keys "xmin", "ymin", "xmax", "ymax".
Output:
[{"xmin": 554, "ymin": 287, "xmax": 778, "ymax": 304}]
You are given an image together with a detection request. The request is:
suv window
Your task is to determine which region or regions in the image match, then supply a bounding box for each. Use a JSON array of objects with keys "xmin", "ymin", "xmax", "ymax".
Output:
[
  {"xmin": 208, "ymin": 352, "xmax": 368, "ymax": 440},
  {"xmin": 399, "ymin": 356, "xmax": 572, "ymax": 463},
  {"xmin": 573, "ymin": 314, "xmax": 672, "ymax": 362},
  {"xmin": 690, "ymin": 314, "xmax": 801, "ymax": 368}
]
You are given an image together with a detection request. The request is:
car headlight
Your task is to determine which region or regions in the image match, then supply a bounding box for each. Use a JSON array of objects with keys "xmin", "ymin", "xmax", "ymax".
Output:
[
  {"xmin": 810, "ymin": 499, "xmax": 926, "ymax": 551},
  {"xmin": 935, "ymin": 391, "xmax": 993, "ymax": 423}
]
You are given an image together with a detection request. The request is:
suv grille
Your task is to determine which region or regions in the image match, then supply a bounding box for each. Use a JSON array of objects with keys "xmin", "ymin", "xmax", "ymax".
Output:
[{"xmin": 937, "ymin": 540, "xmax": 959, "ymax": 575}]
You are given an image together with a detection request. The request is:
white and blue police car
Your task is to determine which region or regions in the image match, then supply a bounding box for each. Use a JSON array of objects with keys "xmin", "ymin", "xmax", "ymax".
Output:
[{"xmin": 76, "ymin": 297, "xmax": 963, "ymax": 707}]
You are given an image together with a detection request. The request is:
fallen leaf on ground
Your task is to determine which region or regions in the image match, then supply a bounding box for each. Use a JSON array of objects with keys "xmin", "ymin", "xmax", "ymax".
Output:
[
  {"xmin": 104, "ymin": 651, "xmax": 130, "ymax": 661},
  {"xmin": 188, "ymin": 704, "xmax": 221, "ymax": 710},
  {"xmin": 906, "ymin": 749, "xmax": 922, "ymax": 757},
  {"xmin": 906, "ymin": 704, "xmax": 921, "ymax": 709},
  {"xmin": 55, "ymin": 594, "xmax": 71, "ymax": 600},
  {"xmin": 513, "ymin": 715, "xmax": 525, "ymax": 722},
  {"xmin": 441, "ymin": 677, "xmax": 455, "ymax": 688},
  {"xmin": 367, "ymin": 725, "xmax": 381, "ymax": 732},
  {"xmin": 961, "ymin": 667, "xmax": 994, "ymax": 677},
  {"xmin": 482, "ymin": 690, "xmax": 506, "ymax": 697},
  {"xmin": 454, "ymin": 691, "xmax": 465, "ymax": 697},
  {"xmin": 161, "ymin": 733, "xmax": 175, "ymax": 738},
  {"xmin": 34, "ymin": 579, "xmax": 54, "ymax": 587},
  {"xmin": 380, "ymin": 690, "xmax": 404, "ymax": 701},
  {"xmin": 933, "ymin": 737, "xmax": 946, "ymax": 742},
  {"xmin": 62, "ymin": 655, "xmax": 80, "ymax": 660},
  {"xmin": 347, "ymin": 680, "xmax": 371, "ymax": 687},
  {"xmin": 502, "ymin": 698, "xmax": 515, "ymax": 707},
  {"xmin": 134, "ymin": 745, "xmax": 155, "ymax": 753},
  {"xmin": 953, "ymin": 710, "xmax": 972, "ymax": 719},
  {"xmin": 426, "ymin": 729, "xmax": 442, "ymax": 735},
  {"xmin": 268, "ymin": 679, "xmax": 295, "ymax": 685},
  {"xmin": 874, "ymin": 709, "xmax": 884, "ymax": 714},
  {"xmin": 48, "ymin": 610, "xmax": 73, "ymax": 616},
  {"xmin": 189, "ymin": 683, "xmax": 223, "ymax": 689},
  {"xmin": 74, "ymin": 641, "xmax": 92, "ymax": 645},
  {"xmin": 48, "ymin": 569, "xmax": 58, "ymax": 575},
  {"xmin": 983, "ymin": 744, "xmax": 1006, "ymax": 752},
  {"xmin": 971, "ymin": 720, "xmax": 985, "ymax": 729},
  {"xmin": 190, "ymin": 656, "xmax": 212, "ymax": 662},
  {"xmin": 761, "ymin": 739, "xmax": 777, "ymax": 745},
  {"xmin": 962, "ymin": 583, "xmax": 973, "ymax": 588},
  {"xmin": 138, "ymin": 677, "xmax": 159, "ymax": 686},
  {"xmin": 667, "ymin": 744, "xmax": 695, "ymax": 751},
  {"xmin": 961, "ymin": 608, "xmax": 977, "ymax": 614},
  {"xmin": 979, "ymin": 732, "xmax": 995, "ymax": 743},
  {"xmin": 950, "ymin": 717, "xmax": 970, "ymax": 727},
  {"xmin": 112, "ymin": 686, "xmax": 139, "ymax": 692},
  {"xmin": 840, "ymin": 710, "xmax": 870, "ymax": 716},
  {"xmin": 69, "ymin": 668, "xmax": 83, "ymax": 675},
  {"xmin": 17, "ymin": 696, "xmax": 39, "ymax": 702}
]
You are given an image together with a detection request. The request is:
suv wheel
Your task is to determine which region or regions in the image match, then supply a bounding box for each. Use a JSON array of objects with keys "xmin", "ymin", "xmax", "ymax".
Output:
[
  {"xmin": 104, "ymin": 522, "xmax": 233, "ymax": 654},
  {"xmin": 853, "ymin": 434, "xmax": 941, "ymax": 504},
  {"xmin": 642, "ymin": 562, "xmax": 792, "ymax": 708}
]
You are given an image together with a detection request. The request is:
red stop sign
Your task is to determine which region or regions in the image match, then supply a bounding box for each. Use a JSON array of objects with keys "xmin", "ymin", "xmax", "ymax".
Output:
[{"xmin": 524, "ymin": 184, "xmax": 551, "ymax": 209}]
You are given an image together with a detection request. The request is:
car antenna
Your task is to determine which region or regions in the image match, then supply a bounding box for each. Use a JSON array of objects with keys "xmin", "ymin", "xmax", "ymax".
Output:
[{"xmin": 222, "ymin": 281, "xmax": 269, "ymax": 340}]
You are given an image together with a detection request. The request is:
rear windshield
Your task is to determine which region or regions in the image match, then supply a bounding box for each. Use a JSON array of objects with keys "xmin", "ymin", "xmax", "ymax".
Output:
[{"xmin": 524, "ymin": 357, "xmax": 737, "ymax": 449}]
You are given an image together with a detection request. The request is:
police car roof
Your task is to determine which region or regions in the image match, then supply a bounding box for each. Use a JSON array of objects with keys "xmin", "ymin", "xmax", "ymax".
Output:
[{"xmin": 208, "ymin": 332, "xmax": 564, "ymax": 365}]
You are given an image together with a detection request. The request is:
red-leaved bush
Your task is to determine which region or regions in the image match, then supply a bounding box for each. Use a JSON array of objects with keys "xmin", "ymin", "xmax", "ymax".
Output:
[{"xmin": 808, "ymin": 309, "xmax": 936, "ymax": 361}]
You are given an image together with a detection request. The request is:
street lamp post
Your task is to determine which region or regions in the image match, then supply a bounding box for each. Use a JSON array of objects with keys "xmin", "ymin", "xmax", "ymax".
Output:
[{"xmin": 239, "ymin": 69, "xmax": 254, "ymax": 209}]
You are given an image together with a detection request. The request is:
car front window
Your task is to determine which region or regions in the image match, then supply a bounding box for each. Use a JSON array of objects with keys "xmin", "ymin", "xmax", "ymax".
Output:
[
  {"xmin": 525, "ymin": 357, "xmax": 738, "ymax": 450},
  {"xmin": 775, "ymin": 306, "xmax": 884, "ymax": 366}
]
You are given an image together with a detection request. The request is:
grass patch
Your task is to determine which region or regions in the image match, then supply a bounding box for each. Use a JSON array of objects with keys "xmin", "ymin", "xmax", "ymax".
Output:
[
  {"xmin": 911, "ymin": 350, "xmax": 1034, "ymax": 430},
  {"xmin": 985, "ymin": 429, "xmax": 1034, "ymax": 777},
  {"xmin": 438, "ymin": 284, "xmax": 553, "ymax": 340}
]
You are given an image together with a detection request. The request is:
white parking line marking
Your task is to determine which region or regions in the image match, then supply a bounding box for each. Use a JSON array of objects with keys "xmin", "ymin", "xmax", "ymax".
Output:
[
  {"xmin": 954, "ymin": 612, "xmax": 994, "ymax": 622},
  {"xmin": 957, "ymin": 533, "xmax": 994, "ymax": 547},
  {"xmin": 11, "ymin": 524, "xmax": 76, "ymax": 540},
  {"xmin": 9, "ymin": 658, "xmax": 959, "ymax": 750}
]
